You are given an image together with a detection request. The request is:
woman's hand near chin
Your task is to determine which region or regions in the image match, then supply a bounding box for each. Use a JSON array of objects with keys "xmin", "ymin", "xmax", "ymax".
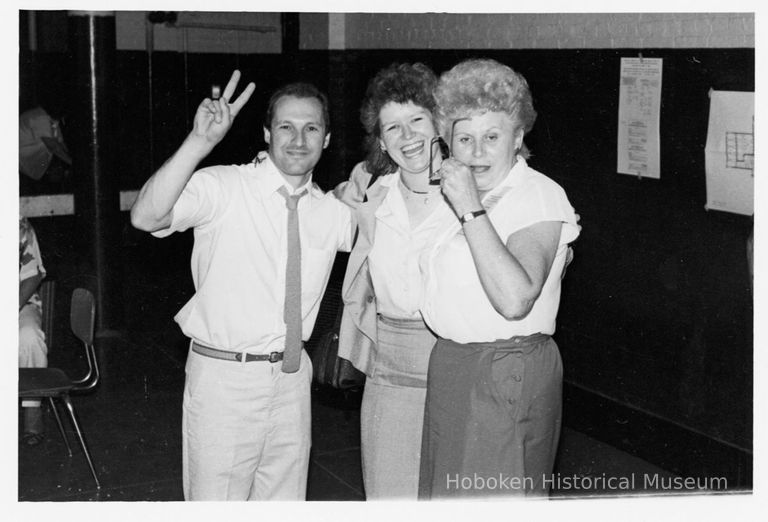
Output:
[{"xmin": 438, "ymin": 158, "xmax": 483, "ymax": 217}]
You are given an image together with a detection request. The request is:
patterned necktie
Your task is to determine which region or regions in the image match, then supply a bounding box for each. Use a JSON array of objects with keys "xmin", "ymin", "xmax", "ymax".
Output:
[{"xmin": 278, "ymin": 186, "xmax": 307, "ymax": 373}]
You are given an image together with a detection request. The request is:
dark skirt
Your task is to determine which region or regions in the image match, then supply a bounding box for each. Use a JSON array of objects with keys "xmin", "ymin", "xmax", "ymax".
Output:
[{"xmin": 418, "ymin": 334, "xmax": 563, "ymax": 499}]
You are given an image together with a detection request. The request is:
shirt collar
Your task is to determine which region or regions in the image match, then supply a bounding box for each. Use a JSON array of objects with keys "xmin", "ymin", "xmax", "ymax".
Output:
[
  {"xmin": 251, "ymin": 151, "xmax": 321, "ymax": 203},
  {"xmin": 380, "ymin": 157, "xmax": 528, "ymax": 193},
  {"xmin": 380, "ymin": 158, "xmax": 528, "ymax": 201},
  {"xmin": 503, "ymin": 155, "xmax": 529, "ymax": 187},
  {"xmin": 486, "ymin": 155, "xmax": 529, "ymax": 193},
  {"xmin": 374, "ymin": 171, "xmax": 401, "ymax": 220},
  {"xmin": 379, "ymin": 170, "xmax": 400, "ymax": 188},
  {"xmin": 478, "ymin": 155, "xmax": 528, "ymax": 208}
]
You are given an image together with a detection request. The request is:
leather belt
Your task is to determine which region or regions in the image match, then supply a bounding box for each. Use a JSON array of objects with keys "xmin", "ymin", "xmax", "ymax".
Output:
[{"xmin": 191, "ymin": 341, "xmax": 284, "ymax": 363}]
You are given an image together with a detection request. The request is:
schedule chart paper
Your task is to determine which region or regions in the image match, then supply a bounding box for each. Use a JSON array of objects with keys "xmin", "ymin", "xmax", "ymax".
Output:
[{"xmin": 617, "ymin": 57, "xmax": 663, "ymax": 179}]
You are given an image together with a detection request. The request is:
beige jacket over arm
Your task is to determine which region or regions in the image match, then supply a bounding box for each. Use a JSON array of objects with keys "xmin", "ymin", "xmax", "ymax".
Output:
[{"xmin": 333, "ymin": 162, "xmax": 392, "ymax": 377}]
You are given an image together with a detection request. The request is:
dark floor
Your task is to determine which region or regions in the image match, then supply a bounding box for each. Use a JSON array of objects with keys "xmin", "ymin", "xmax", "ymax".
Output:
[
  {"xmin": 18, "ymin": 218, "xmax": 681, "ymax": 502},
  {"xmin": 17, "ymin": 311, "xmax": 679, "ymax": 502}
]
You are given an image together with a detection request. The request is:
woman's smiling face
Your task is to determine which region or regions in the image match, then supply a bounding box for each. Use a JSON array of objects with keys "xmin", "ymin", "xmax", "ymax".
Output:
[
  {"xmin": 450, "ymin": 111, "xmax": 523, "ymax": 192},
  {"xmin": 378, "ymin": 101, "xmax": 437, "ymax": 176}
]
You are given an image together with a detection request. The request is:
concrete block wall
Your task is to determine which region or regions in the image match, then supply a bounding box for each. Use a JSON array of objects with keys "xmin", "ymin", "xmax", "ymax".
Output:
[
  {"xmin": 115, "ymin": 11, "xmax": 755, "ymax": 54},
  {"xmin": 113, "ymin": 12, "xmax": 753, "ymax": 53},
  {"xmin": 300, "ymin": 12, "xmax": 754, "ymax": 50},
  {"xmin": 116, "ymin": 11, "xmax": 282, "ymax": 53}
]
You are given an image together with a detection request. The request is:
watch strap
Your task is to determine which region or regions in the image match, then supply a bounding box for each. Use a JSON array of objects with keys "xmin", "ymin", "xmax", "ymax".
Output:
[{"xmin": 459, "ymin": 209, "xmax": 487, "ymax": 224}]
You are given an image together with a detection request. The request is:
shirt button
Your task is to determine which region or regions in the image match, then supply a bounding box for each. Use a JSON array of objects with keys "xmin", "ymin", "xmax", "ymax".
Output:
[
  {"xmin": 512, "ymin": 375, "xmax": 522, "ymax": 382},
  {"xmin": 366, "ymin": 295, "xmax": 374, "ymax": 303}
]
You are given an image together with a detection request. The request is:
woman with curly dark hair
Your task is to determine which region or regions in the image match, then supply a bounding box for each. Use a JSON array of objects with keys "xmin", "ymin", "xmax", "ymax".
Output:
[{"xmin": 334, "ymin": 62, "xmax": 449, "ymax": 499}]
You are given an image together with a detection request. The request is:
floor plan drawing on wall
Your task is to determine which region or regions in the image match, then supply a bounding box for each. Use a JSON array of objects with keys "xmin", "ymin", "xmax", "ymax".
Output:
[{"xmin": 705, "ymin": 90, "xmax": 754, "ymax": 216}]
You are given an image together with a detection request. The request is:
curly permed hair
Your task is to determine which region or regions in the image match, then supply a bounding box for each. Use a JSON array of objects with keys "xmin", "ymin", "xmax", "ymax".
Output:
[
  {"xmin": 434, "ymin": 59, "xmax": 536, "ymax": 159},
  {"xmin": 359, "ymin": 63, "xmax": 438, "ymax": 176}
]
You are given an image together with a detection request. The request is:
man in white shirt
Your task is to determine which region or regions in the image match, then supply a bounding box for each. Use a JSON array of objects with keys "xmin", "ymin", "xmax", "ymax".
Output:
[{"xmin": 131, "ymin": 71, "xmax": 352, "ymax": 500}]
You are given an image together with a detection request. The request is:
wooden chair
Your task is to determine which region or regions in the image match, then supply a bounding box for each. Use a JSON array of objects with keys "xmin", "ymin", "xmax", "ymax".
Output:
[{"xmin": 19, "ymin": 288, "xmax": 101, "ymax": 489}]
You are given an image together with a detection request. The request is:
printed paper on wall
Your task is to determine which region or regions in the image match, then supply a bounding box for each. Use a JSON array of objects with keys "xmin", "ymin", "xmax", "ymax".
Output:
[
  {"xmin": 617, "ymin": 57, "xmax": 663, "ymax": 179},
  {"xmin": 704, "ymin": 90, "xmax": 754, "ymax": 216}
]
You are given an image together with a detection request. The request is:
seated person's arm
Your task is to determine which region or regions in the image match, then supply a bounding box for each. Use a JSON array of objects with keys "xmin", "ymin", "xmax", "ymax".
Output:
[{"xmin": 19, "ymin": 272, "xmax": 43, "ymax": 310}]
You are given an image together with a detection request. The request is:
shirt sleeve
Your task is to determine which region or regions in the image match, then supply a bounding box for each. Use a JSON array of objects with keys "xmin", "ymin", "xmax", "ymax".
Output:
[
  {"xmin": 497, "ymin": 177, "xmax": 580, "ymax": 246},
  {"xmin": 19, "ymin": 218, "xmax": 46, "ymax": 282},
  {"xmin": 151, "ymin": 168, "xmax": 226, "ymax": 238},
  {"xmin": 336, "ymin": 199, "xmax": 354, "ymax": 253},
  {"xmin": 332, "ymin": 162, "xmax": 375, "ymax": 244},
  {"xmin": 332, "ymin": 162, "xmax": 372, "ymax": 209}
]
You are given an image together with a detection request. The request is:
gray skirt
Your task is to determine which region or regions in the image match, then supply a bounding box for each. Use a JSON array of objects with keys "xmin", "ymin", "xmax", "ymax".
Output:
[
  {"xmin": 419, "ymin": 334, "xmax": 563, "ymax": 499},
  {"xmin": 360, "ymin": 315, "xmax": 436, "ymax": 499}
]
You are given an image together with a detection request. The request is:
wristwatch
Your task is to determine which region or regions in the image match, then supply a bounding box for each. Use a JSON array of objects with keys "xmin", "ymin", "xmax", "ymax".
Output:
[{"xmin": 459, "ymin": 209, "xmax": 487, "ymax": 224}]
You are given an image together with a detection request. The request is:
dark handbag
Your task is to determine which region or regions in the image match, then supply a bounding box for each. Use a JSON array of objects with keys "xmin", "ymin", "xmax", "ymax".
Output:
[
  {"xmin": 311, "ymin": 167, "xmax": 379, "ymax": 391},
  {"xmin": 311, "ymin": 303, "xmax": 366, "ymax": 390}
]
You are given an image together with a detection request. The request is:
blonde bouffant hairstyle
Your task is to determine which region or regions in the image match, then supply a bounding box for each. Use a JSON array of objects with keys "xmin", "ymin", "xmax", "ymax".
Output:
[{"xmin": 434, "ymin": 58, "xmax": 537, "ymax": 159}]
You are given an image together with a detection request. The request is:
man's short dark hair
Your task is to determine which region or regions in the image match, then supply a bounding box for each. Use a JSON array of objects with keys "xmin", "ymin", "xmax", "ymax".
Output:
[{"xmin": 264, "ymin": 83, "xmax": 330, "ymax": 133}]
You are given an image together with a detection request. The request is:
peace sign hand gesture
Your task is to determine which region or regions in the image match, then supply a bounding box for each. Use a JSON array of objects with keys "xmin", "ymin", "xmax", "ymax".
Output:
[{"xmin": 191, "ymin": 70, "xmax": 256, "ymax": 148}]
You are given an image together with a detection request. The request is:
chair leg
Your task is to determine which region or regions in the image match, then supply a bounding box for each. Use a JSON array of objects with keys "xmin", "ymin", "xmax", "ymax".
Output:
[
  {"xmin": 61, "ymin": 394, "xmax": 100, "ymax": 489},
  {"xmin": 47, "ymin": 397, "xmax": 73, "ymax": 456}
]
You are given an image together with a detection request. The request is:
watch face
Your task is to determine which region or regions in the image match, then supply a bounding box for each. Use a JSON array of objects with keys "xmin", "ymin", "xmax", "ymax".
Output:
[{"xmin": 460, "ymin": 210, "xmax": 485, "ymax": 224}]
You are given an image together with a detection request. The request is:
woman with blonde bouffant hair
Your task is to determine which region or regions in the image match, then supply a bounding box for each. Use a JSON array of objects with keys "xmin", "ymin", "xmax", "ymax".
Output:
[{"xmin": 418, "ymin": 58, "xmax": 580, "ymax": 499}]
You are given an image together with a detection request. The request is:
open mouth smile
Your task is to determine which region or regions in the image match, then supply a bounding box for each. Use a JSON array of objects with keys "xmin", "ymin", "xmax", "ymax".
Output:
[{"xmin": 401, "ymin": 141, "xmax": 425, "ymax": 158}]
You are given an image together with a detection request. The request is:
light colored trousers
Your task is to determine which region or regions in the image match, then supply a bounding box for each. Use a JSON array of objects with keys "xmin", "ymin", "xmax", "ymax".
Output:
[
  {"xmin": 182, "ymin": 346, "xmax": 312, "ymax": 500},
  {"xmin": 360, "ymin": 316, "xmax": 435, "ymax": 499},
  {"xmin": 19, "ymin": 303, "xmax": 47, "ymax": 408}
]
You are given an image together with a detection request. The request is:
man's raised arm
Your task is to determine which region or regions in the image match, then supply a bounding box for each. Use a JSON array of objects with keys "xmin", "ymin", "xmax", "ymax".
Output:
[{"xmin": 130, "ymin": 70, "xmax": 255, "ymax": 232}]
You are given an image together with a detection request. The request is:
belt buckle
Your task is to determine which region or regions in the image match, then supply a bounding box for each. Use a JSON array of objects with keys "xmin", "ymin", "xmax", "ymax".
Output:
[
  {"xmin": 234, "ymin": 352, "xmax": 243, "ymax": 362},
  {"xmin": 268, "ymin": 352, "xmax": 281, "ymax": 363}
]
